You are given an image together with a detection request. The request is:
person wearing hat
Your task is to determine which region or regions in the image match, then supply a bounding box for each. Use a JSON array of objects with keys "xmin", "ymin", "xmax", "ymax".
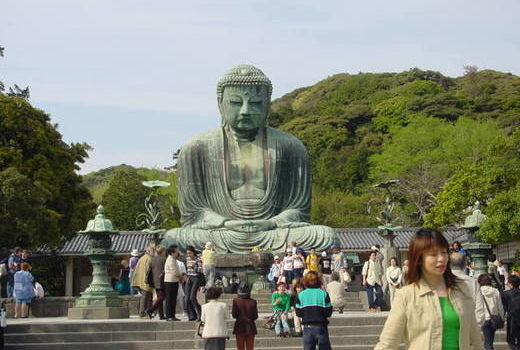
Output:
[
  {"xmin": 129, "ymin": 249, "xmax": 140, "ymax": 295},
  {"xmin": 232, "ymin": 282, "xmax": 258, "ymax": 350}
]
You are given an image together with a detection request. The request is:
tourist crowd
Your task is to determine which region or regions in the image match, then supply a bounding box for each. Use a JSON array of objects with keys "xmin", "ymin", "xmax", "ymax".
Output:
[{"xmin": 0, "ymin": 247, "xmax": 44, "ymax": 319}]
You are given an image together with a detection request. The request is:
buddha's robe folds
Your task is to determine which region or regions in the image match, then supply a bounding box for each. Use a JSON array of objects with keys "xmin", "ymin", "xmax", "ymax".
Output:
[{"xmin": 163, "ymin": 126, "xmax": 336, "ymax": 254}]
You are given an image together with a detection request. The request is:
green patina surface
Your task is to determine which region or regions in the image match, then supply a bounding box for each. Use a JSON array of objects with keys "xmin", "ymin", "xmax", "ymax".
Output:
[{"xmin": 163, "ymin": 65, "xmax": 336, "ymax": 254}]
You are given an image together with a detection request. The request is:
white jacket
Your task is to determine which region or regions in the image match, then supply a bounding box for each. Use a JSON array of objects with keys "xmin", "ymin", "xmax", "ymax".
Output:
[
  {"xmin": 480, "ymin": 285, "xmax": 505, "ymax": 320},
  {"xmin": 201, "ymin": 300, "xmax": 229, "ymax": 338},
  {"xmin": 164, "ymin": 255, "xmax": 181, "ymax": 283}
]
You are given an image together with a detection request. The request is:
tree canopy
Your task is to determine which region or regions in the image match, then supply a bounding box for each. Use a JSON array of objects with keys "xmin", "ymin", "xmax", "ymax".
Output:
[{"xmin": 0, "ymin": 95, "xmax": 95, "ymax": 249}]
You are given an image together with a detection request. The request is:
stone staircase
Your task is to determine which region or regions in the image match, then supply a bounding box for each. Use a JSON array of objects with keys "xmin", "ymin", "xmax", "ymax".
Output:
[{"xmin": 4, "ymin": 292, "xmax": 510, "ymax": 350}]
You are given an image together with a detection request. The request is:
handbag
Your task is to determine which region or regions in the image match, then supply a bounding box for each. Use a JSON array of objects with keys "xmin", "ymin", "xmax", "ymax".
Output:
[
  {"xmin": 197, "ymin": 321, "xmax": 205, "ymax": 337},
  {"xmin": 481, "ymin": 290, "xmax": 504, "ymax": 329},
  {"xmin": 261, "ymin": 315, "xmax": 276, "ymax": 329}
]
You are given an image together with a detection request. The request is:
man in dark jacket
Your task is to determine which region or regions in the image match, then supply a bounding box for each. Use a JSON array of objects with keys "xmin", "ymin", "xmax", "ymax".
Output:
[
  {"xmin": 146, "ymin": 245, "xmax": 167, "ymax": 319},
  {"xmin": 296, "ymin": 271, "xmax": 333, "ymax": 350},
  {"xmin": 232, "ymin": 282, "xmax": 258, "ymax": 350},
  {"xmin": 502, "ymin": 275, "xmax": 520, "ymax": 350}
]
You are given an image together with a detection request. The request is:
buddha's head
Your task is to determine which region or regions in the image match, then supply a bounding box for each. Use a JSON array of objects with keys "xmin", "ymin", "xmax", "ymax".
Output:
[{"xmin": 217, "ymin": 65, "xmax": 272, "ymax": 136}]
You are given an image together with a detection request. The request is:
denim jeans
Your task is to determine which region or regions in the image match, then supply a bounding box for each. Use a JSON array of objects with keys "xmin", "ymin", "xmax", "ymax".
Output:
[
  {"xmin": 274, "ymin": 311, "xmax": 290, "ymax": 335},
  {"xmin": 303, "ymin": 326, "xmax": 332, "ymax": 350},
  {"xmin": 482, "ymin": 320, "xmax": 496, "ymax": 350},
  {"xmin": 366, "ymin": 283, "xmax": 383, "ymax": 309}
]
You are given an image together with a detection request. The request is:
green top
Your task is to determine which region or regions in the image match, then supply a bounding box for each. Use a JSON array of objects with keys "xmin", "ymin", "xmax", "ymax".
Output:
[
  {"xmin": 272, "ymin": 292, "xmax": 291, "ymax": 312},
  {"xmin": 439, "ymin": 297, "xmax": 460, "ymax": 350}
]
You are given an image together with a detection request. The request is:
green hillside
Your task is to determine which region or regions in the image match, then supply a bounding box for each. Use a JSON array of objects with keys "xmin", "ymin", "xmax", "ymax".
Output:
[{"xmin": 270, "ymin": 67, "xmax": 520, "ymax": 243}]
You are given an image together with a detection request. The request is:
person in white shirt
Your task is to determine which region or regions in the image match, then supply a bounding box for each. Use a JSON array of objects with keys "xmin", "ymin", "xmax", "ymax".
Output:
[
  {"xmin": 201, "ymin": 287, "xmax": 229, "ymax": 350},
  {"xmin": 362, "ymin": 250, "xmax": 383, "ymax": 312},
  {"xmin": 164, "ymin": 245, "xmax": 182, "ymax": 321},
  {"xmin": 450, "ymin": 252, "xmax": 486, "ymax": 326},
  {"xmin": 385, "ymin": 257, "xmax": 402, "ymax": 307},
  {"xmin": 326, "ymin": 272, "xmax": 348, "ymax": 313},
  {"xmin": 282, "ymin": 249, "xmax": 294, "ymax": 287}
]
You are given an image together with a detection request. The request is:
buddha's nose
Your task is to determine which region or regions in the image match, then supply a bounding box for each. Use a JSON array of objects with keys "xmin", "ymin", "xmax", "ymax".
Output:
[{"xmin": 240, "ymin": 102, "xmax": 251, "ymax": 116}]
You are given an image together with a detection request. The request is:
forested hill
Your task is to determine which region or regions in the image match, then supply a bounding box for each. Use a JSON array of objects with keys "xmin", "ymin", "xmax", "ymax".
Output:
[{"xmin": 269, "ymin": 68, "xmax": 520, "ymax": 243}]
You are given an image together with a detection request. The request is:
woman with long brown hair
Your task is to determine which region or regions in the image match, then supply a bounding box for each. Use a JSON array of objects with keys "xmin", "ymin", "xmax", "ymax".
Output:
[{"xmin": 374, "ymin": 228, "xmax": 483, "ymax": 350}]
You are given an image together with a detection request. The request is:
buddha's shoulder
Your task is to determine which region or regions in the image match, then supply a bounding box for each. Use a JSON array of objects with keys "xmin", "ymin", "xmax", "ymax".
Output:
[
  {"xmin": 266, "ymin": 127, "xmax": 306, "ymax": 149},
  {"xmin": 181, "ymin": 128, "xmax": 222, "ymax": 149}
]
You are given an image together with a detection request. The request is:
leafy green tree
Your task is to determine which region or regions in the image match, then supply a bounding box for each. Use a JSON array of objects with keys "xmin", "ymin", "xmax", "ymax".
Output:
[
  {"xmin": 0, "ymin": 95, "xmax": 95, "ymax": 249},
  {"xmin": 101, "ymin": 168, "xmax": 149, "ymax": 230},
  {"xmin": 425, "ymin": 128, "xmax": 520, "ymax": 243}
]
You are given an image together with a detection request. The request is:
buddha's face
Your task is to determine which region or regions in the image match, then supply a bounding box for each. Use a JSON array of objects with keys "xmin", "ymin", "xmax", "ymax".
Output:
[{"xmin": 219, "ymin": 85, "xmax": 269, "ymax": 132}]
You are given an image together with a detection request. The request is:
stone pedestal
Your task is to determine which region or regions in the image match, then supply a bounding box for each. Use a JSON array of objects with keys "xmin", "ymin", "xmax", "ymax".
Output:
[
  {"xmin": 68, "ymin": 306, "xmax": 129, "ymax": 319},
  {"xmin": 67, "ymin": 252, "xmax": 129, "ymax": 319}
]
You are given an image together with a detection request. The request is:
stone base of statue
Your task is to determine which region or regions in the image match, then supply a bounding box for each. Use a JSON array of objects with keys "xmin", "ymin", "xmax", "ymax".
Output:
[
  {"xmin": 68, "ymin": 306, "xmax": 129, "ymax": 319},
  {"xmin": 68, "ymin": 290, "xmax": 129, "ymax": 319},
  {"xmin": 163, "ymin": 225, "xmax": 336, "ymax": 255}
]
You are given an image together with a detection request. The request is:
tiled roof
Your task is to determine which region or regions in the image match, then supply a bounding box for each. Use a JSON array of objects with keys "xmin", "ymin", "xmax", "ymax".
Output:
[
  {"xmin": 336, "ymin": 227, "xmax": 469, "ymax": 251},
  {"xmin": 36, "ymin": 227, "xmax": 469, "ymax": 256},
  {"xmin": 36, "ymin": 231, "xmax": 163, "ymax": 256}
]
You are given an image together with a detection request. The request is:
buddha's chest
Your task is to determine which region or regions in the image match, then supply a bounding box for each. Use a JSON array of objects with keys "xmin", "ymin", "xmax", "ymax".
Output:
[{"xmin": 225, "ymin": 141, "xmax": 267, "ymax": 200}]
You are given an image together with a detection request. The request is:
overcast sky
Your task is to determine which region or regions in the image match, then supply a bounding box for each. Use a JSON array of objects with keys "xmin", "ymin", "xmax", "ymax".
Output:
[{"xmin": 2, "ymin": 0, "xmax": 519, "ymax": 174}]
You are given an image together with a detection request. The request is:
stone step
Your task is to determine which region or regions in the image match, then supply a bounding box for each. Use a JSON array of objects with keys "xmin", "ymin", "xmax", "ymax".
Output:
[
  {"xmin": 5, "ymin": 316, "xmax": 386, "ymax": 334},
  {"xmin": 5, "ymin": 338, "xmax": 512, "ymax": 350},
  {"xmin": 6, "ymin": 327, "xmax": 509, "ymax": 344},
  {"xmin": 5, "ymin": 324, "xmax": 388, "ymax": 343}
]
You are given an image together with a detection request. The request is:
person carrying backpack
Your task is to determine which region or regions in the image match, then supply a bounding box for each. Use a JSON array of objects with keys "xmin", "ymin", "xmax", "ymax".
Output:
[{"xmin": 502, "ymin": 275, "xmax": 520, "ymax": 350}]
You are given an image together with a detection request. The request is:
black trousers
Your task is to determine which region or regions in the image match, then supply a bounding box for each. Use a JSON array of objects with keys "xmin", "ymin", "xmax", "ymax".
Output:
[
  {"xmin": 185, "ymin": 276, "xmax": 201, "ymax": 321},
  {"xmin": 164, "ymin": 281, "xmax": 179, "ymax": 319},
  {"xmin": 148, "ymin": 288, "xmax": 165, "ymax": 319}
]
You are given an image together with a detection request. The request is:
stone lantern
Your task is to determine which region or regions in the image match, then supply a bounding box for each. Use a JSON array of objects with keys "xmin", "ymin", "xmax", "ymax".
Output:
[
  {"xmin": 462, "ymin": 201, "xmax": 492, "ymax": 278},
  {"xmin": 68, "ymin": 205, "xmax": 129, "ymax": 319}
]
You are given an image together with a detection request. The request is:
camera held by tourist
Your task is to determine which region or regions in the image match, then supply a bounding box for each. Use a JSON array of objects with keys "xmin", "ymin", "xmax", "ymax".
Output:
[{"xmin": 374, "ymin": 228, "xmax": 484, "ymax": 350}]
